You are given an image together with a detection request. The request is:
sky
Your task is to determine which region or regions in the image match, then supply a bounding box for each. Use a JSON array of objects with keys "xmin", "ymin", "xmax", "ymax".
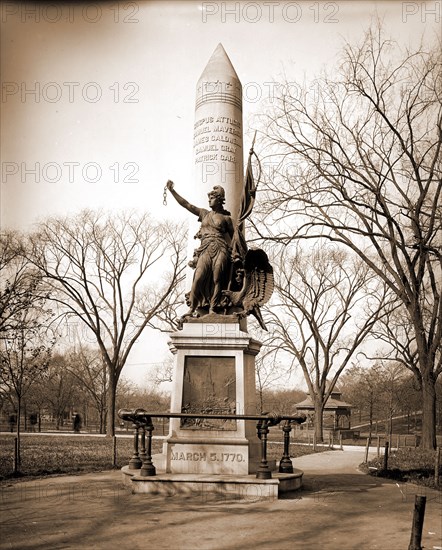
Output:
[{"xmin": 1, "ymin": 0, "xmax": 440, "ymax": 388}]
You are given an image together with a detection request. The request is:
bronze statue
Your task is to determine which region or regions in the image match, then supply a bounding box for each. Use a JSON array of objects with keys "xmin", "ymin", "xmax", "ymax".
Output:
[
  {"xmin": 222, "ymin": 249, "xmax": 274, "ymax": 331},
  {"xmin": 166, "ymin": 180, "xmax": 234, "ymax": 318},
  {"xmin": 165, "ymin": 140, "xmax": 274, "ymax": 328}
]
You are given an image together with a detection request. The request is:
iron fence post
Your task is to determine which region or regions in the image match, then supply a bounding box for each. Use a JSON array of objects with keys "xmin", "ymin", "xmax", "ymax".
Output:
[
  {"xmin": 128, "ymin": 424, "xmax": 142, "ymax": 470},
  {"xmin": 140, "ymin": 417, "xmax": 156, "ymax": 477},
  {"xmin": 279, "ymin": 420, "xmax": 294, "ymax": 474},
  {"xmin": 256, "ymin": 420, "xmax": 272, "ymax": 479}
]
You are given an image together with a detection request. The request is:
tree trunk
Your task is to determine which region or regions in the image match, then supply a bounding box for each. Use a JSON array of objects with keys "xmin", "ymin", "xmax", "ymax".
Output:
[
  {"xmin": 414, "ymin": 315, "xmax": 437, "ymax": 449},
  {"xmin": 389, "ymin": 412, "xmax": 393, "ymax": 448},
  {"xmin": 258, "ymin": 388, "xmax": 264, "ymax": 414},
  {"xmin": 421, "ymin": 375, "xmax": 436, "ymax": 450},
  {"xmin": 106, "ymin": 370, "xmax": 117, "ymax": 437},
  {"xmin": 99, "ymin": 401, "xmax": 107, "ymax": 434},
  {"xmin": 16, "ymin": 399, "xmax": 21, "ymax": 469},
  {"xmin": 99, "ymin": 408, "xmax": 105, "ymax": 434},
  {"xmin": 314, "ymin": 397, "xmax": 324, "ymax": 443},
  {"xmin": 368, "ymin": 401, "xmax": 373, "ymax": 440}
]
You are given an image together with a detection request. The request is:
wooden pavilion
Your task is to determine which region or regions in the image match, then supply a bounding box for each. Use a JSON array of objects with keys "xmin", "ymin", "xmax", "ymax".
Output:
[{"xmin": 295, "ymin": 385, "xmax": 353, "ymax": 433}]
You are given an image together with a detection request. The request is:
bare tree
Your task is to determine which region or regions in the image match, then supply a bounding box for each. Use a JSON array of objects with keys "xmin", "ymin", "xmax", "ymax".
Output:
[
  {"xmin": 376, "ymin": 361, "xmax": 409, "ymax": 445},
  {"xmin": 149, "ymin": 357, "xmax": 174, "ymax": 389},
  {"xmin": 341, "ymin": 361, "xmax": 417, "ymax": 440},
  {"xmin": 44, "ymin": 353, "xmax": 79, "ymax": 430},
  {"xmin": 394, "ymin": 371, "xmax": 422, "ymax": 435},
  {"xmin": 259, "ymin": 387, "xmax": 306, "ymax": 416},
  {"xmin": 255, "ymin": 353, "xmax": 286, "ymax": 414},
  {"xmin": 116, "ymin": 377, "xmax": 170, "ymax": 419},
  {"xmin": 66, "ymin": 346, "xmax": 108, "ymax": 434},
  {"xmin": 264, "ymin": 244, "xmax": 387, "ymax": 441},
  {"xmin": 25, "ymin": 378, "xmax": 49, "ymax": 433},
  {"xmin": 340, "ymin": 364, "xmax": 383, "ymax": 438},
  {"xmin": 0, "ymin": 235, "xmax": 54, "ymax": 463},
  {"xmin": 364, "ymin": 299, "xmax": 421, "ymax": 378},
  {"xmin": 28, "ymin": 210, "xmax": 186, "ymax": 436},
  {"xmin": 0, "ymin": 307, "xmax": 54, "ymax": 467},
  {"xmin": 258, "ymin": 25, "xmax": 441, "ymax": 448},
  {"xmin": 0, "ymin": 231, "xmax": 43, "ymax": 335}
]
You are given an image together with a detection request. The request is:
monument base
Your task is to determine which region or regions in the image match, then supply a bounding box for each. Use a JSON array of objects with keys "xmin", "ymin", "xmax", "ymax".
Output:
[
  {"xmin": 121, "ymin": 466, "xmax": 303, "ymax": 501},
  {"xmin": 165, "ymin": 321, "xmax": 262, "ymax": 475}
]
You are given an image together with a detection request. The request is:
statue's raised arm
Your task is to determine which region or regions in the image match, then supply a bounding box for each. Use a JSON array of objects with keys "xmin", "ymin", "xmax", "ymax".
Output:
[
  {"xmin": 165, "ymin": 181, "xmax": 234, "ymax": 322},
  {"xmin": 166, "ymin": 180, "xmax": 201, "ymax": 217}
]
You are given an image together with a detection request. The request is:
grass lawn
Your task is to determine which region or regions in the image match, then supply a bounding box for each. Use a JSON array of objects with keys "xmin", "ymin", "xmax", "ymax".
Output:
[
  {"xmin": 0, "ymin": 434, "xmax": 326, "ymax": 481},
  {"xmin": 0, "ymin": 434, "xmax": 145, "ymax": 481},
  {"xmin": 362, "ymin": 447, "xmax": 441, "ymax": 490}
]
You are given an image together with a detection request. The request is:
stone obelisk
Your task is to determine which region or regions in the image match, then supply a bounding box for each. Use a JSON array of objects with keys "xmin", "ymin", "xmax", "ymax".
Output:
[
  {"xmin": 162, "ymin": 45, "xmax": 261, "ymax": 476},
  {"xmin": 193, "ymin": 43, "xmax": 244, "ymax": 222}
]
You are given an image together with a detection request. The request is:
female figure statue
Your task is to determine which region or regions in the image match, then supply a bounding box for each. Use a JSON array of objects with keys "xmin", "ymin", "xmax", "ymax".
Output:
[{"xmin": 166, "ymin": 180, "xmax": 234, "ymax": 318}]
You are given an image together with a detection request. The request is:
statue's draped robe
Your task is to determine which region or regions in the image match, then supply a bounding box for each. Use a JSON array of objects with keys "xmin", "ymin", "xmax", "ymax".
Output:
[{"xmin": 189, "ymin": 208, "xmax": 232, "ymax": 311}]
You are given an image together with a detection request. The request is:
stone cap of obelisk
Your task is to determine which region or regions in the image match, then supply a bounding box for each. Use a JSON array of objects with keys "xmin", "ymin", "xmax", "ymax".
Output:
[
  {"xmin": 193, "ymin": 42, "xmax": 244, "ymax": 226},
  {"xmin": 196, "ymin": 43, "xmax": 242, "ymax": 111}
]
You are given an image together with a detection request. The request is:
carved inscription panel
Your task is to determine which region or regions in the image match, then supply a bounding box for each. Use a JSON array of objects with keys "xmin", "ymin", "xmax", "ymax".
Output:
[
  {"xmin": 168, "ymin": 443, "xmax": 249, "ymax": 475},
  {"xmin": 181, "ymin": 355, "xmax": 236, "ymax": 430},
  {"xmin": 171, "ymin": 451, "xmax": 245, "ymax": 463},
  {"xmin": 194, "ymin": 115, "xmax": 242, "ymax": 165}
]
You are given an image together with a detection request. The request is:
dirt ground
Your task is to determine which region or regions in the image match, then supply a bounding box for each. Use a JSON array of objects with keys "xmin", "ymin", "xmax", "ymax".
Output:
[{"xmin": 1, "ymin": 448, "xmax": 441, "ymax": 550}]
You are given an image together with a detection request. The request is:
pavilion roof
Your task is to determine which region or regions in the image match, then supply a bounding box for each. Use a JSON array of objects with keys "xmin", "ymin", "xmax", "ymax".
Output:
[{"xmin": 295, "ymin": 395, "xmax": 353, "ymax": 410}]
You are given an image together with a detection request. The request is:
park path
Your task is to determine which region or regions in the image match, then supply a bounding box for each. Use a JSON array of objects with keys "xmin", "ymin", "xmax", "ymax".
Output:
[{"xmin": 1, "ymin": 448, "xmax": 441, "ymax": 550}]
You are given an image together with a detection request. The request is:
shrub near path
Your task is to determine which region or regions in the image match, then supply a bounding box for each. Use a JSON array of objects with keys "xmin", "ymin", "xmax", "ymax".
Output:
[{"xmin": 363, "ymin": 447, "xmax": 442, "ymax": 490}]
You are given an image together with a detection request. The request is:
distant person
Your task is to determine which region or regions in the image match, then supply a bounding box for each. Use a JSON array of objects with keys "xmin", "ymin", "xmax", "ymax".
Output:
[
  {"xmin": 9, "ymin": 414, "xmax": 16, "ymax": 433},
  {"xmin": 29, "ymin": 413, "xmax": 38, "ymax": 432},
  {"xmin": 73, "ymin": 413, "xmax": 82, "ymax": 433}
]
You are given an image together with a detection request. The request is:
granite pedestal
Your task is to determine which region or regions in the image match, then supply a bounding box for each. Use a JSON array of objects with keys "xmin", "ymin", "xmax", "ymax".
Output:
[{"xmin": 163, "ymin": 318, "xmax": 261, "ymax": 475}]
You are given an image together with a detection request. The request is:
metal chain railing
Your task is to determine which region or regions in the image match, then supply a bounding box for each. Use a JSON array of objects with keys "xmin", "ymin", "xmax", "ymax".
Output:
[{"xmin": 119, "ymin": 409, "xmax": 306, "ymax": 480}]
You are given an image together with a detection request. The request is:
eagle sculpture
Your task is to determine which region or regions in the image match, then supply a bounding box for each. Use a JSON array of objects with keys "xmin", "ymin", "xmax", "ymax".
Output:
[{"xmin": 223, "ymin": 248, "xmax": 274, "ymax": 330}]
